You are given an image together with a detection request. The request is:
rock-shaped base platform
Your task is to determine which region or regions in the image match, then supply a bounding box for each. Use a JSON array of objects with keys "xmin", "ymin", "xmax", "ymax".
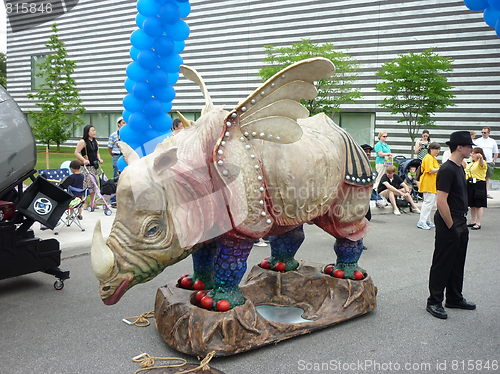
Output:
[{"xmin": 155, "ymin": 261, "xmax": 377, "ymax": 357}]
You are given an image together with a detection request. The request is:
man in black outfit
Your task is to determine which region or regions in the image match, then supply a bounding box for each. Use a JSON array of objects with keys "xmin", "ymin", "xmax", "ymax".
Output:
[{"xmin": 427, "ymin": 131, "xmax": 476, "ymax": 319}]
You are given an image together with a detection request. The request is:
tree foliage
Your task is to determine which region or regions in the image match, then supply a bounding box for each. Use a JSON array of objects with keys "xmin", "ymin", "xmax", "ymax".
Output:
[
  {"xmin": 258, "ymin": 39, "xmax": 362, "ymax": 115},
  {"xmin": 27, "ymin": 23, "xmax": 85, "ymax": 151},
  {"xmin": 375, "ymin": 48, "xmax": 456, "ymax": 156},
  {"xmin": 0, "ymin": 52, "xmax": 6, "ymax": 88}
]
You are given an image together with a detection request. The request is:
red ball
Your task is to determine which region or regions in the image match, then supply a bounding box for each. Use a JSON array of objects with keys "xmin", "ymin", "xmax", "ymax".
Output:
[
  {"xmin": 325, "ymin": 265, "xmax": 334, "ymax": 275},
  {"xmin": 333, "ymin": 269, "xmax": 345, "ymax": 279},
  {"xmin": 354, "ymin": 270, "xmax": 364, "ymax": 280},
  {"xmin": 180, "ymin": 273, "xmax": 189, "ymax": 279},
  {"xmin": 260, "ymin": 260, "xmax": 271, "ymax": 269},
  {"xmin": 193, "ymin": 280, "xmax": 205, "ymax": 290},
  {"xmin": 274, "ymin": 262, "xmax": 286, "ymax": 272},
  {"xmin": 200, "ymin": 296, "xmax": 213, "ymax": 309},
  {"xmin": 196, "ymin": 290, "xmax": 207, "ymax": 302},
  {"xmin": 216, "ymin": 300, "xmax": 231, "ymax": 312},
  {"xmin": 180, "ymin": 276, "xmax": 193, "ymax": 289}
]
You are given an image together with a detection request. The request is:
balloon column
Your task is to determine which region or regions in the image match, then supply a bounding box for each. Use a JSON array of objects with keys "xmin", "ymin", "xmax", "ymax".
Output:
[
  {"xmin": 117, "ymin": 0, "xmax": 191, "ymax": 171},
  {"xmin": 464, "ymin": 0, "xmax": 500, "ymax": 37}
]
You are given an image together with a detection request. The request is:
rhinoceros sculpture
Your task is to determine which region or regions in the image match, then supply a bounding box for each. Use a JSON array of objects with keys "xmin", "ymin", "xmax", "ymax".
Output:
[{"xmin": 92, "ymin": 57, "xmax": 374, "ymax": 310}]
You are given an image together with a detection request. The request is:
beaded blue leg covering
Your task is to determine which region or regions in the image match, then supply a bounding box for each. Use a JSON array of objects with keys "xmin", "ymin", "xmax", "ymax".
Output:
[
  {"xmin": 268, "ymin": 225, "xmax": 304, "ymax": 271},
  {"xmin": 333, "ymin": 237, "xmax": 366, "ymax": 279},
  {"xmin": 209, "ymin": 238, "xmax": 253, "ymax": 308},
  {"xmin": 191, "ymin": 240, "xmax": 218, "ymax": 289}
]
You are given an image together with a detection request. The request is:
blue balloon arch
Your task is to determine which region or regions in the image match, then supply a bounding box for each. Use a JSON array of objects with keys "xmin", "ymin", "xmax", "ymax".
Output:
[{"xmin": 464, "ymin": 0, "xmax": 500, "ymax": 36}]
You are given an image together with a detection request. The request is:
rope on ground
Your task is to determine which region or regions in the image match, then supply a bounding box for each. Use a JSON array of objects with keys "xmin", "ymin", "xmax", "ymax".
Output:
[
  {"xmin": 132, "ymin": 351, "xmax": 216, "ymax": 374},
  {"xmin": 122, "ymin": 311, "xmax": 155, "ymax": 327}
]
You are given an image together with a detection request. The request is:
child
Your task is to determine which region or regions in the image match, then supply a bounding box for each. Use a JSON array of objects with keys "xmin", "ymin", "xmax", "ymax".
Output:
[
  {"xmin": 69, "ymin": 160, "xmax": 85, "ymax": 220},
  {"xmin": 405, "ymin": 165, "xmax": 420, "ymax": 189}
]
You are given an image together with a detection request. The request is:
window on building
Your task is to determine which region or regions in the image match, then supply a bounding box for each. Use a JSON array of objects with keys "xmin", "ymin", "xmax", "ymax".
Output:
[
  {"xmin": 30, "ymin": 55, "xmax": 47, "ymax": 90},
  {"xmin": 334, "ymin": 112, "xmax": 375, "ymax": 147}
]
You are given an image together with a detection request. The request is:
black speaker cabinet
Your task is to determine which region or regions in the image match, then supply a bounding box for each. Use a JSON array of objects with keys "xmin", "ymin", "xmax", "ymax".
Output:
[{"xmin": 17, "ymin": 176, "xmax": 73, "ymax": 229}]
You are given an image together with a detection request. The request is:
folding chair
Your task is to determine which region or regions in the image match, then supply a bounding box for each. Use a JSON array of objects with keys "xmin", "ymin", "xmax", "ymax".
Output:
[{"xmin": 53, "ymin": 176, "xmax": 89, "ymax": 235}]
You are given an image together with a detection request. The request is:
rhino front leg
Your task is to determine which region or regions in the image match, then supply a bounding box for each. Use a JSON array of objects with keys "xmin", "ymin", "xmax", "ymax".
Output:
[
  {"xmin": 207, "ymin": 237, "xmax": 253, "ymax": 310},
  {"xmin": 267, "ymin": 225, "xmax": 304, "ymax": 271},
  {"xmin": 191, "ymin": 240, "xmax": 218, "ymax": 289},
  {"xmin": 332, "ymin": 237, "xmax": 366, "ymax": 280}
]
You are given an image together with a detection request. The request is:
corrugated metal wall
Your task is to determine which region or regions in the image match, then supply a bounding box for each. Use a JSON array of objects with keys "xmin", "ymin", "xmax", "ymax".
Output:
[{"xmin": 6, "ymin": 0, "xmax": 500, "ymax": 155}]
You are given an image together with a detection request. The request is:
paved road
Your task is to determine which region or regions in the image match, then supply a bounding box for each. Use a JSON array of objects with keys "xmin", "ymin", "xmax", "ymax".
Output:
[{"xmin": 0, "ymin": 200, "xmax": 499, "ymax": 373}]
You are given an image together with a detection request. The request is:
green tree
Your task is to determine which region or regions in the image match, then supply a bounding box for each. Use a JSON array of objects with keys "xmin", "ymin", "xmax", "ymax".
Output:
[
  {"xmin": 258, "ymin": 39, "xmax": 362, "ymax": 115},
  {"xmin": 0, "ymin": 51, "xmax": 6, "ymax": 88},
  {"xmin": 27, "ymin": 23, "xmax": 85, "ymax": 151},
  {"xmin": 375, "ymin": 48, "xmax": 456, "ymax": 156}
]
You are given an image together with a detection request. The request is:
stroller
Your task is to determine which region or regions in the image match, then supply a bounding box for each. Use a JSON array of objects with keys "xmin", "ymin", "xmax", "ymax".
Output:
[
  {"xmin": 83, "ymin": 165, "xmax": 116, "ymax": 216},
  {"xmin": 53, "ymin": 175, "xmax": 90, "ymax": 235},
  {"xmin": 394, "ymin": 156, "xmax": 422, "ymax": 202}
]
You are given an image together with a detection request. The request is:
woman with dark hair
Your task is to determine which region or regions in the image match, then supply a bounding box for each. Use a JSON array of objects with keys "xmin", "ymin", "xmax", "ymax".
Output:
[
  {"xmin": 465, "ymin": 147, "xmax": 487, "ymax": 230},
  {"xmin": 417, "ymin": 142, "xmax": 441, "ymax": 230},
  {"xmin": 415, "ymin": 130, "xmax": 431, "ymax": 160},
  {"xmin": 75, "ymin": 125, "xmax": 103, "ymax": 210}
]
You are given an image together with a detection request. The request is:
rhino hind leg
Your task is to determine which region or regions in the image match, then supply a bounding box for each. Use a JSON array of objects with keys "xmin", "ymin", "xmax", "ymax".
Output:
[
  {"xmin": 267, "ymin": 225, "xmax": 304, "ymax": 271},
  {"xmin": 333, "ymin": 237, "xmax": 366, "ymax": 279},
  {"xmin": 208, "ymin": 237, "xmax": 254, "ymax": 309},
  {"xmin": 190, "ymin": 240, "xmax": 219, "ymax": 289}
]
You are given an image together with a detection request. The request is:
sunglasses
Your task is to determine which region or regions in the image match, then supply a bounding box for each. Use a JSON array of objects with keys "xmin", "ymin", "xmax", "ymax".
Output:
[
  {"xmin": 482, "ymin": 132, "xmax": 488, "ymax": 134},
  {"xmin": 381, "ymin": 135, "xmax": 388, "ymax": 138}
]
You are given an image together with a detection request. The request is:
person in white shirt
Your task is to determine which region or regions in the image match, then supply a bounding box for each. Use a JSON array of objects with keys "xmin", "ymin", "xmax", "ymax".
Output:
[{"xmin": 473, "ymin": 127, "xmax": 498, "ymax": 198}]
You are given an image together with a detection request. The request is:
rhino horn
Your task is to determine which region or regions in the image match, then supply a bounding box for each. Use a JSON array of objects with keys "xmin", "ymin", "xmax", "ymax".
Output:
[
  {"xmin": 118, "ymin": 141, "xmax": 140, "ymax": 165},
  {"xmin": 177, "ymin": 111, "xmax": 192, "ymax": 128},
  {"xmin": 180, "ymin": 65, "xmax": 214, "ymax": 115},
  {"xmin": 91, "ymin": 220, "xmax": 116, "ymax": 280}
]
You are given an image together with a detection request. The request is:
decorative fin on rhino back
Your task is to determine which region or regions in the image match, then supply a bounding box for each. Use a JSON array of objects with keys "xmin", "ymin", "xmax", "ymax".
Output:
[{"xmin": 210, "ymin": 58, "xmax": 336, "ymax": 237}]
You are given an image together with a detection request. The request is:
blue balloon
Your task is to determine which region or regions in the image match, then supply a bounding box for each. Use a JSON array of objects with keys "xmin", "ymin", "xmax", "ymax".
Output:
[
  {"xmin": 128, "ymin": 112, "xmax": 150, "ymax": 132},
  {"xmin": 117, "ymin": 156, "xmax": 128, "ymax": 172},
  {"xmin": 122, "ymin": 109, "xmax": 133, "ymax": 123},
  {"xmin": 488, "ymin": 0, "xmax": 500, "ymax": 11},
  {"xmin": 123, "ymin": 94, "xmax": 145, "ymax": 113},
  {"xmin": 130, "ymin": 46, "xmax": 141, "ymax": 61},
  {"xmin": 154, "ymin": 36, "xmax": 174, "ymax": 56},
  {"xmin": 149, "ymin": 113, "xmax": 173, "ymax": 132},
  {"xmin": 144, "ymin": 98, "xmax": 164, "ymax": 118},
  {"xmin": 159, "ymin": 3, "xmax": 180, "ymax": 24},
  {"xmin": 126, "ymin": 61, "xmax": 149, "ymax": 82},
  {"xmin": 130, "ymin": 29, "xmax": 155, "ymax": 50},
  {"xmin": 176, "ymin": 0, "xmax": 189, "ymax": 2},
  {"xmin": 159, "ymin": 54, "xmax": 183, "ymax": 73},
  {"xmin": 165, "ymin": 20, "xmax": 190, "ymax": 41},
  {"xmin": 137, "ymin": 49, "xmax": 159, "ymax": 70},
  {"xmin": 168, "ymin": 72, "xmax": 179, "ymax": 85},
  {"xmin": 133, "ymin": 81, "xmax": 153, "ymax": 101},
  {"xmin": 143, "ymin": 128, "xmax": 161, "ymax": 143},
  {"xmin": 464, "ymin": 0, "xmax": 489, "ymax": 11},
  {"xmin": 173, "ymin": 40, "xmax": 185, "ymax": 54},
  {"xmin": 137, "ymin": 0, "xmax": 161, "ymax": 17},
  {"xmin": 120, "ymin": 124, "xmax": 144, "ymax": 145},
  {"xmin": 153, "ymin": 85, "xmax": 176, "ymax": 102},
  {"xmin": 148, "ymin": 68, "xmax": 169, "ymax": 88},
  {"xmin": 163, "ymin": 102, "xmax": 173, "ymax": 113},
  {"xmin": 143, "ymin": 16, "xmax": 165, "ymax": 37},
  {"xmin": 124, "ymin": 78, "xmax": 136, "ymax": 93},
  {"xmin": 176, "ymin": 1, "xmax": 191, "ymax": 18},
  {"xmin": 484, "ymin": 6, "xmax": 500, "ymax": 26},
  {"xmin": 135, "ymin": 13, "xmax": 147, "ymax": 28}
]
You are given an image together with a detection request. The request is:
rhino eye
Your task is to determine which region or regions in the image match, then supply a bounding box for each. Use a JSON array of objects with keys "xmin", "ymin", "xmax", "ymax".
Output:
[{"xmin": 147, "ymin": 225, "xmax": 161, "ymax": 237}]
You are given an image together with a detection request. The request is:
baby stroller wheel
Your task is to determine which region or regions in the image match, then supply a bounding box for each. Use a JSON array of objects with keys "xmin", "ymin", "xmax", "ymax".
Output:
[{"xmin": 104, "ymin": 209, "xmax": 112, "ymax": 216}]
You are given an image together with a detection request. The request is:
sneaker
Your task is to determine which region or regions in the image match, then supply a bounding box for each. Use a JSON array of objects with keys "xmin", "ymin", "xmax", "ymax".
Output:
[
  {"xmin": 487, "ymin": 194, "xmax": 493, "ymax": 199},
  {"xmin": 413, "ymin": 208, "xmax": 421, "ymax": 214},
  {"xmin": 417, "ymin": 221, "xmax": 431, "ymax": 230},
  {"xmin": 254, "ymin": 240, "xmax": 267, "ymax": 247},
  {"xmin": 393, "ymin": 210, "xmax": 401, "ymax": 215},
  {"xmin": 426, "ymin": 221, "xmax": 435, "ymax": 228}
]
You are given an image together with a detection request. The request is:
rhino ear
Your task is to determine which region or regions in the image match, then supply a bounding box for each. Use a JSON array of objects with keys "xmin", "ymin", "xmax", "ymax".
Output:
[
  {"xmin": 154, "ymin": 147, "xmax": 178, "ymax": 174},
  {"xmin": 118, "ymin": 142, "xmax": 140, "ymax": 165}
]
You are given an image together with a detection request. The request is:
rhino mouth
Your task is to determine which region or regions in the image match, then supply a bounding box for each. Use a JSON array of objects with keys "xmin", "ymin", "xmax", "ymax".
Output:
[{"xmin": 103, "ymin": 279, "xmax": 131, "ymax": 306}]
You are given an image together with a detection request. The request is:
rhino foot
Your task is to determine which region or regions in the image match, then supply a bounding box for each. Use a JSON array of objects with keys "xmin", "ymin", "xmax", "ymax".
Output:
[
  {"xmin": 332, "ymin": 263, "xmax": 366, "ymax": 280},
  {"xmin": 178, "ymin": 273, "xmax": 214, "ymax": 290},
  {"xmin": 199, "ymin": 286, "xmax": 245, "ymax": 311},
  {"xmin": 260, "ymin": 256, "xmax": 299, "ymax": 272}
]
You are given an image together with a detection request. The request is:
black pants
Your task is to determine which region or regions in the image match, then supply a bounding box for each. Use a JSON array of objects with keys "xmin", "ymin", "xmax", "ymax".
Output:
[{"xmin": 427, "ymin": 211, "xmax": 469, "ymax": 306}]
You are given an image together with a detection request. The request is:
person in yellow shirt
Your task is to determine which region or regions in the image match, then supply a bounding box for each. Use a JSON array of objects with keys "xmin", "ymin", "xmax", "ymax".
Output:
[
  {"xmin": 465, "ymin": 147, "xmax": 488, "ymax": 230},
  {"xmin": 417, "ymin": 142, "xmax": 441, "ymax": 230}
]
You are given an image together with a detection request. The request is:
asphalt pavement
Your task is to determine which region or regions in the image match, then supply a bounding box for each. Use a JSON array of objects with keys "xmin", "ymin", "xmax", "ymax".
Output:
[{"xmin": 0, "ymin": 190, "xmax": 499, "ymax": 374}]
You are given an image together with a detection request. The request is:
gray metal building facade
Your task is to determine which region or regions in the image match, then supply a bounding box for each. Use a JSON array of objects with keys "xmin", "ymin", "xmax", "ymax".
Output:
[{"xmin": 6, "ymin": 0, "xmax": 500, "ymax": 156}]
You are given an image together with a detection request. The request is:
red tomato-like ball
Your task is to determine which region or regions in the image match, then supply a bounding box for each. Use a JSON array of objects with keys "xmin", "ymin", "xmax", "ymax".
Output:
[
  {"xmin": 196, "ymin": 290, "xmax": 207, "ymax": 302},
  {"xmin": 200, "ymin": 296, "xmax": 213, "ymax": 309},
  {"xmin": 274, "ymin": 262, "xmax": 286, "ymax": 272},
  {"xmin": 354, "ymin": 270, "xmax": 364, "ymax": 280},
  {"xmin": 216, "ymin": 300, "xmax": 231, "ymax": 312},
  {"xmin": 325, "ymin": 265, "xmax": 334, "ymax": 275},
  {"xmin": 193, "ymin": 280, "xmax": 205, "ymax": 290},
  {"xmin": 333, "ymin": 269, "xmax": 345, "ymax": 279},
  {"xmin": 180, "ymin": 273, "xmax": 189, "ymax": 279},
  {"xmin": 180, "ymin": 276, "xmax": 193, "ymax": 289},
  {"xmin": 260, "ymin": 260, "xmax": 271, "ymax": 269}
]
